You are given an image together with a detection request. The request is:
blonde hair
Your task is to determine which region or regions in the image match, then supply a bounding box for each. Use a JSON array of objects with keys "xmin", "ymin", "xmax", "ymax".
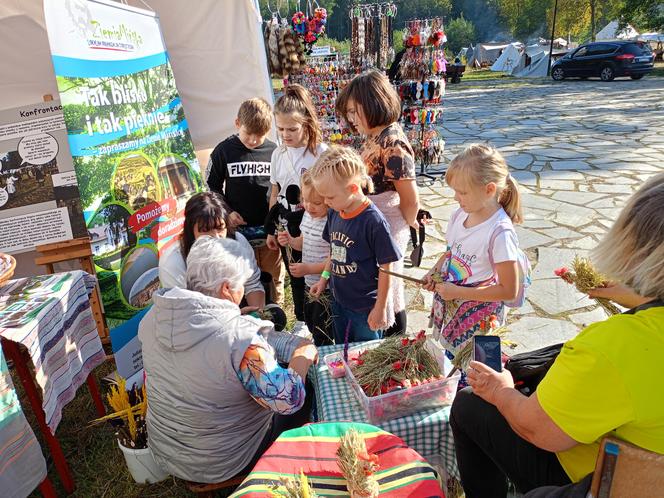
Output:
[
  {"xmin": 274, "ymin": 84, "xmax": 322, "ymax": 156},
  {"xmin": 446, "ymin": 144, "xmax": 523, "ymax": 224},
  {"xmin": 594, "ymin": 173, "xmax": 664, "ymax": 300},
  {"xmin": 309, "ymin": 146, "xmax": 374, "ymax": 194},
  {"xmin": 300, "ymin": 170, "xmax": 322, "ymax": 199},
  {"xmin": 237, "ymin": 98, "xmax": 272, "ymax": 135}
]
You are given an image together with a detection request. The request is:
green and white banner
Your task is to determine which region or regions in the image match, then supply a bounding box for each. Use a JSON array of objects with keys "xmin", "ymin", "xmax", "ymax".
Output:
[{"xmin": 44, "ymin": 0, "xmax": 202, "ymax": 329}]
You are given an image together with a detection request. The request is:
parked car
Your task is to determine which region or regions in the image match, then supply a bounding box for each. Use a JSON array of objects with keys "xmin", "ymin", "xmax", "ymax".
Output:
[{"xmin": 551, "ymin": 41, "xmax": 654, "ymax": 81}]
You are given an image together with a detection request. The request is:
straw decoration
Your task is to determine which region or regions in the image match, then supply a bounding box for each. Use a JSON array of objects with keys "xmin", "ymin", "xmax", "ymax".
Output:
[{"xmin": 337, "ymin": 429, "xmax": 380, "ymax": 498}]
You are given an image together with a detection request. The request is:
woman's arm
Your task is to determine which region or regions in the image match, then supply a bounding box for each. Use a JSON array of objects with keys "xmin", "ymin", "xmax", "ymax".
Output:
[
  {"xmin": 588, "ymin": 283, "xmax": 653, "ymax": 309},
  {"xmin": 393, "ymin": 179, "xmax": 420, "ymax": 229},
  {"xmin": 434, "ymin": 260, "xmax": 518, "ymax": 302},
  {"xmin": 468, "ymin": 361, "xmax": 578, "ymax": 452}
]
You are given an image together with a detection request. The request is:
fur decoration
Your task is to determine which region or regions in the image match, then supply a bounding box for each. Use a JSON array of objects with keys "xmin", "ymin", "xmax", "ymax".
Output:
[{"xmin": 268, "ymin": 18, "xmax": 282, "ymax": 76}]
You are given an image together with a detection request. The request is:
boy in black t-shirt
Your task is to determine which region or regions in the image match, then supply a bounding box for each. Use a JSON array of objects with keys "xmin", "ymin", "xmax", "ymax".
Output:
[{"xmin": 205, "ymin": 98, "xmax": 284, "ymax": 304}]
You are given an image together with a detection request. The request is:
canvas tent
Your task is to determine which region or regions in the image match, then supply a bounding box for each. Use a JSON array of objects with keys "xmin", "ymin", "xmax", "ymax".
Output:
[
  {"xmin": 0, "ymin": 0, "xmax": 273, "ymax": 277},
  {"xmin": 468, "ymin": 43, "xmax": 509, "ymax": 67},
  {"xmin": 490, "ymin": 43, "xmax": 550, "ymax": 78},
  {"xmin": 596, "ymin": 21, "xmax": 639, "ymax": 41},
  {"xmin": 491, "ymin": 43, "xmax": 524, "ymax": 73}
]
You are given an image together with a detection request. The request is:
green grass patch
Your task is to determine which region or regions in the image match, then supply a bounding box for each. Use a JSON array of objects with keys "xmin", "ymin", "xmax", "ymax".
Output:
[{"xmin": 461, "ymin": 67, "xmax": 510, "ymax": 81}]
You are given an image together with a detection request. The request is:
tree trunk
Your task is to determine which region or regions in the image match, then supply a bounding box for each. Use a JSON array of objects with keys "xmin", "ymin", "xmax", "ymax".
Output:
[{"xmin": 590, "ymin": 0, "xmax": 596, "ymax": 41}]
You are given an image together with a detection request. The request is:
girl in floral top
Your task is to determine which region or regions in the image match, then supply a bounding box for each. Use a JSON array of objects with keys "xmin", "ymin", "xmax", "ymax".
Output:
[{"xmin": 336, "ymin": 70, "xmax": 419, "ymax": 336}]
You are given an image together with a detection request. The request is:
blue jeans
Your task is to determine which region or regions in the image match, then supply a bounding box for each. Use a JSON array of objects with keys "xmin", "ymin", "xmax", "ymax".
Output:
[{"xmin": 331, "ymin": 301, "xmax": 382, "ymax": 344}]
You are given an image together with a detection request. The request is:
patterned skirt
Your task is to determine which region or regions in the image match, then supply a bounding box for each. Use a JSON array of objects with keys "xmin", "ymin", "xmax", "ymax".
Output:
[{"xmin": 431, "ymin": 290, "xmax": 506, "ymax": 357}]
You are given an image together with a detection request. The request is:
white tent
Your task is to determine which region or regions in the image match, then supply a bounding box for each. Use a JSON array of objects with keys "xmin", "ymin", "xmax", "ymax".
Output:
[
  {"xmin": 513, "ymin": 51, "xmax": 550, "ymax": 78},
  {"xmin": 640, "ymin": 32, "xmax": 664, "ymax": 42},
  {"xmin": 596, "ymin": 20, "xmax": 639, "ymax": 40},
  {"xmin": 468, "ymin": 43, "xmax": 509, "ymax": 67},
  {"xmin": 491, "ymin": 43, "xmax": 524, "ymax": 74},
  {"xmin": 0, "ymin": 0, "xmax": 273, "ymax": 277}
]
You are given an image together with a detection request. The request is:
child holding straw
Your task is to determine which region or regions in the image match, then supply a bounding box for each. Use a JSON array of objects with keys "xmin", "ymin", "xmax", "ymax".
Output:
[
  {"xmin": 278, "ymin": 171, "xmax": 334, "ymax": 346},
  {"xmin": 309, "ymin": 146, "xmax": 401, "ymax": 344},
  {"xmin": 422, "ymin": 144, "xmax": 524, "ymax": 377}
]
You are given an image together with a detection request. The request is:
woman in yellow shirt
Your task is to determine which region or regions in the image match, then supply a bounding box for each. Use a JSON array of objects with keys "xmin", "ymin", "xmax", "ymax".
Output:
[{"xmin": 450, "ymin": 172, "xmax": 664, "ymax": 497}]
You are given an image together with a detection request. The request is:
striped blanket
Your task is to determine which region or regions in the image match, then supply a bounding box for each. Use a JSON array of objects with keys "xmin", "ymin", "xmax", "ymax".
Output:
[
  {"xmin": 231, "ymin": 422, "xmax": 445, "ymax": 497},
  {"xmin": 0, "ymin": 271, "xmax": 105, "ymax": 433},
  {"xmin": 0, "ymin": 346, "xmax": 47, "ymax": 498}
]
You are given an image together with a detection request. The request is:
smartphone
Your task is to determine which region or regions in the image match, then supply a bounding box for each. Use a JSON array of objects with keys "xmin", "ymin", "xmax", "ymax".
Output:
[{"xmin": 472, "ymin": 336, "xmax": 502, "ymax": 372}]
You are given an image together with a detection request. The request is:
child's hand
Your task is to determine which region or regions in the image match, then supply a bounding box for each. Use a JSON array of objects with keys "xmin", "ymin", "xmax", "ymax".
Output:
[
  {"xmin": 228, "ymin": 211, "xmax": 246, "ymax": 227},
  {"xmin": 421, "ymin": 274, "xmax": 436, "ymax": 292},
  {"xmin": 289, "ymin": 262, "xmax": 308, "ymax": 278},
  {"xmin": 266, "ymin": 234, "xmax": 279, "ymax": 251},
  {"xmin": 434, "ymin": 282, "xmax": 461, "ymax": 300},
  {"xmin": 309, "ymin": 277, "xmax": 328, "ymax": 298},
  {"xmin": 367, "ymin": 305, "xmax": 387, "ymax": 331},
  {"xmin": 277, "ymin": 231, "xmax": 290, "ymax": 247}
]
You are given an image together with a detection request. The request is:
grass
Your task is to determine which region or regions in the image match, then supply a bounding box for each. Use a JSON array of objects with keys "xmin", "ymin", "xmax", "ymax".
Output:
[
  {"xmin": 649, "ymin": 61, "xmax": 664, "ymax": 77},
  {"xmin": 20, "ymin": 282, "xmax": 298, "ymax": 497},
  {"xmin": 460, "ymin": 67, "xmax": 510, "ymax": 81}
]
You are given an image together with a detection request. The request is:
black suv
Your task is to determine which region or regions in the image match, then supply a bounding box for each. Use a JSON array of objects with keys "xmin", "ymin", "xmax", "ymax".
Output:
[{"xmin": 551, "ymin": 40, "xmax": 654, "ymax": 81}]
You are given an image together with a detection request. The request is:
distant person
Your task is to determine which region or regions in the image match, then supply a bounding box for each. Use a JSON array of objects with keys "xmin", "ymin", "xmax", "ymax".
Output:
[{"xmin": 206, "ymin": 98, "xmax": 281, "ymax": 305}]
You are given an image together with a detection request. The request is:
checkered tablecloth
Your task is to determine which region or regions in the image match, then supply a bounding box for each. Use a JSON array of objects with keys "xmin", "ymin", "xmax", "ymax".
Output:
[{"xmin": 311, "ymin": 343, "xmax": 459, "ymax": 480}]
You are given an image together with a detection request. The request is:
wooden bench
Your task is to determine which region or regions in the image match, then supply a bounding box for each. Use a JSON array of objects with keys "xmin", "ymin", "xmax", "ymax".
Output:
[
  {"xmin": 589, "ymin": 437, "xmax": 664, "ymax": 498},
  {"xmin": 184, "ymin": 475, "xmax": 247, "ymax": 497}
]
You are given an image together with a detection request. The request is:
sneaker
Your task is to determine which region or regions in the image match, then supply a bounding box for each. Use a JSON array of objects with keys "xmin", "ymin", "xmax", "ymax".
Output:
[{"xmin": 291, "ymin": 321, "xmax": 312, "ymax": 340}]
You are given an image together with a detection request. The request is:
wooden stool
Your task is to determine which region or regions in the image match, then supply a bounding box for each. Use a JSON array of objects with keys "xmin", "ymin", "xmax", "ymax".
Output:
[
  {"xmin": 184, "ymin": 475, "xmax": 247, "ymax": 497},
  {"xmin": 590, "ymin": 437, "xmax": 664, "ymax": 498},
  {"xmin": 34, "ymin": 238, "xmax": 110, "ymax": 343}
]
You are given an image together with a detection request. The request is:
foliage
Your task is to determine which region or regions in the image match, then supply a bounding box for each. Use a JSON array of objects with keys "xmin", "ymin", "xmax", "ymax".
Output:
[
  {"xmin": 554, "ymin": 0, "xmax": 623, "ymax": 43},
  {"xmin": 318, "ymin": 35, "xmax": 351, "ymax": 54},
  {"xmin": 495, "ymin": 0, "xmax": 550, "ymax": 41},
  {"xmin": 446, "ymin": 14, "xmax": 477, "ymax": 54},
  {"xmin": 451, "ymin": 0, "xmax": 505, "ymax": 41},
  {"xmin": 617, "ymin": 0, "xmax": 664, "ymax": 32}
]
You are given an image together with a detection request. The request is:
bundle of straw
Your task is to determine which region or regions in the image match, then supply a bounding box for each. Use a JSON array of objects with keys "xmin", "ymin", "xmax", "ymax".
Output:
[
  {"xmin": 337, "ymin": 429, "xmax": 380, "ymax": 498},
  {"xmin": 555, "ymin": 256, "xmax": 621, "ymax": 315},
  {"xmin": 91, "ymin": 375, "xmax": 148, "ymax": 449},
  {"xmin": 270, "ymin": 470, "xmax": 318, "ymax": 498},
  {"xmin": 351, "ymin": 332, "xmax": 442, "ymax": 397}
]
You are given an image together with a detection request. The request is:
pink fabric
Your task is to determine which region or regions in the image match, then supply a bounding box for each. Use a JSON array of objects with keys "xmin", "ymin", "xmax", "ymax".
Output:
[{"xmin": 371, "ymin": 191, "xmax": 408, "ymax": 327}]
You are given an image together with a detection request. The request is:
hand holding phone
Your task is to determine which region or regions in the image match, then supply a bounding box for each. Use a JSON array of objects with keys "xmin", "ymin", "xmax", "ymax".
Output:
[{"xmin": 472, "ymin": 336, "xmax": 502, "ymax": 372}]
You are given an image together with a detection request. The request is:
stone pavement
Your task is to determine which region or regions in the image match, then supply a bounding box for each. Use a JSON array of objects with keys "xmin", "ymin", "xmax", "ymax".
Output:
[{"xmin": 405, "ymin": 77, "xmax": 664, "ymax": 353}]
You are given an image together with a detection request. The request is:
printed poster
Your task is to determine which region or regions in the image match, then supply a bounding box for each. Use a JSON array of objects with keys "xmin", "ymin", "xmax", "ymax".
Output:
[
  {"xmin": 44, "ymin": 0, "xmax": 202, "ymax": 330},
  {"xmin": 0, "ymin": 101, "xmax": 87, "ymax": 254}
]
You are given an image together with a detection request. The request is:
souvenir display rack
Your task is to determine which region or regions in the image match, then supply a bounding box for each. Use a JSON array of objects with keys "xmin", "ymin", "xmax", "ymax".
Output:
[
  {"xmin": 287, "ymin": 55, "xmax": 364, "ymax": 148},
  {"xmin": 396, "ymin": 18, "xmax": 447, "ymax": 179},
  {"xmin": 350, "ymin": 2, "xmax": 397, "ymax": 69}
]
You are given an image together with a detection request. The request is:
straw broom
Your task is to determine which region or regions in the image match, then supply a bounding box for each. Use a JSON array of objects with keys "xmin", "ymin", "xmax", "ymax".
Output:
[{"xmin": 555, "ymin": 256, "xmax": 621, "ymax": 315}]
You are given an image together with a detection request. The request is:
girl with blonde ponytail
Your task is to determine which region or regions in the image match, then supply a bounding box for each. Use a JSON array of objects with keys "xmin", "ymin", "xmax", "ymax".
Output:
[
  {"xmin": 309, "ymin": 146, "xmax": 402, "ymax": 344},
  {"xmin": 422, "ymin": 144, "xmax": 525, "ymax": 382}
]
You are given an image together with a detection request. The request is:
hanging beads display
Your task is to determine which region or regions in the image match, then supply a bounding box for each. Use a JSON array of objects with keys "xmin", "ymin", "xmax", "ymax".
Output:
[
  {"xmin": 287, "ymin": 55, "xmax": 364, "ymax": 148},
  {"xmin": 396, "ymin": 17, "xmax": 448, "ymax": 175},
  {"xmin": 350, "ymin": 2, "xmax": 396, "ymax": 69}
]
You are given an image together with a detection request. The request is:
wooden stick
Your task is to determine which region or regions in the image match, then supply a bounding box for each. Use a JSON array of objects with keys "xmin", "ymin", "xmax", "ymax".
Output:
[{"xmin": 379, "ymin": 267, "xmax": 426, "ymax": 284}]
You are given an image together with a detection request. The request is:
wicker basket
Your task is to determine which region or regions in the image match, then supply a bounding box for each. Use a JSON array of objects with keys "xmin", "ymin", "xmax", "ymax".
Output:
[{"xmin": 0, "ymin": 253, "xmax": 16, "ymax": 286}]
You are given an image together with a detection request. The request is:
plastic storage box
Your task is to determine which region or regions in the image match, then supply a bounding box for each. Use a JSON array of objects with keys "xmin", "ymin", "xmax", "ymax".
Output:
[{"xmin": 343, "ymin": 339, "xmax": 461, "ymax": 424}]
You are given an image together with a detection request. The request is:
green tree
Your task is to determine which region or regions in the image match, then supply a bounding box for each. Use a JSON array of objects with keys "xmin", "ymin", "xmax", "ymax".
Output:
[
  {"xmin": 554, "ymin": 0, "xmax": 623, "ymax": 43},
  {"xmin": 495, "ymin": 0, "xmax": 550, "ymax": 40},
  {"xmin": 618, "ymin": 0, "xmax": 664, "ymax": 31},
  {"xmin": 445, "ymin": 15, "xmax": 477, "ymax": 53}
]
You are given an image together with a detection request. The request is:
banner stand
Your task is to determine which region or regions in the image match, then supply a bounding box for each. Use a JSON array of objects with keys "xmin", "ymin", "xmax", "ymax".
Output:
[{"xmin": 35, "ymin": 237, "xmax": 110, "ymax": 344}]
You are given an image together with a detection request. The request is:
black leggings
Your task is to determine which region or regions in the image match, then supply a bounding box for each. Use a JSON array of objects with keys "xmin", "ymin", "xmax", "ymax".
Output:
[{"xmin": 450, "ymin": 388, "xmax": 571, "ymax": 497}]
